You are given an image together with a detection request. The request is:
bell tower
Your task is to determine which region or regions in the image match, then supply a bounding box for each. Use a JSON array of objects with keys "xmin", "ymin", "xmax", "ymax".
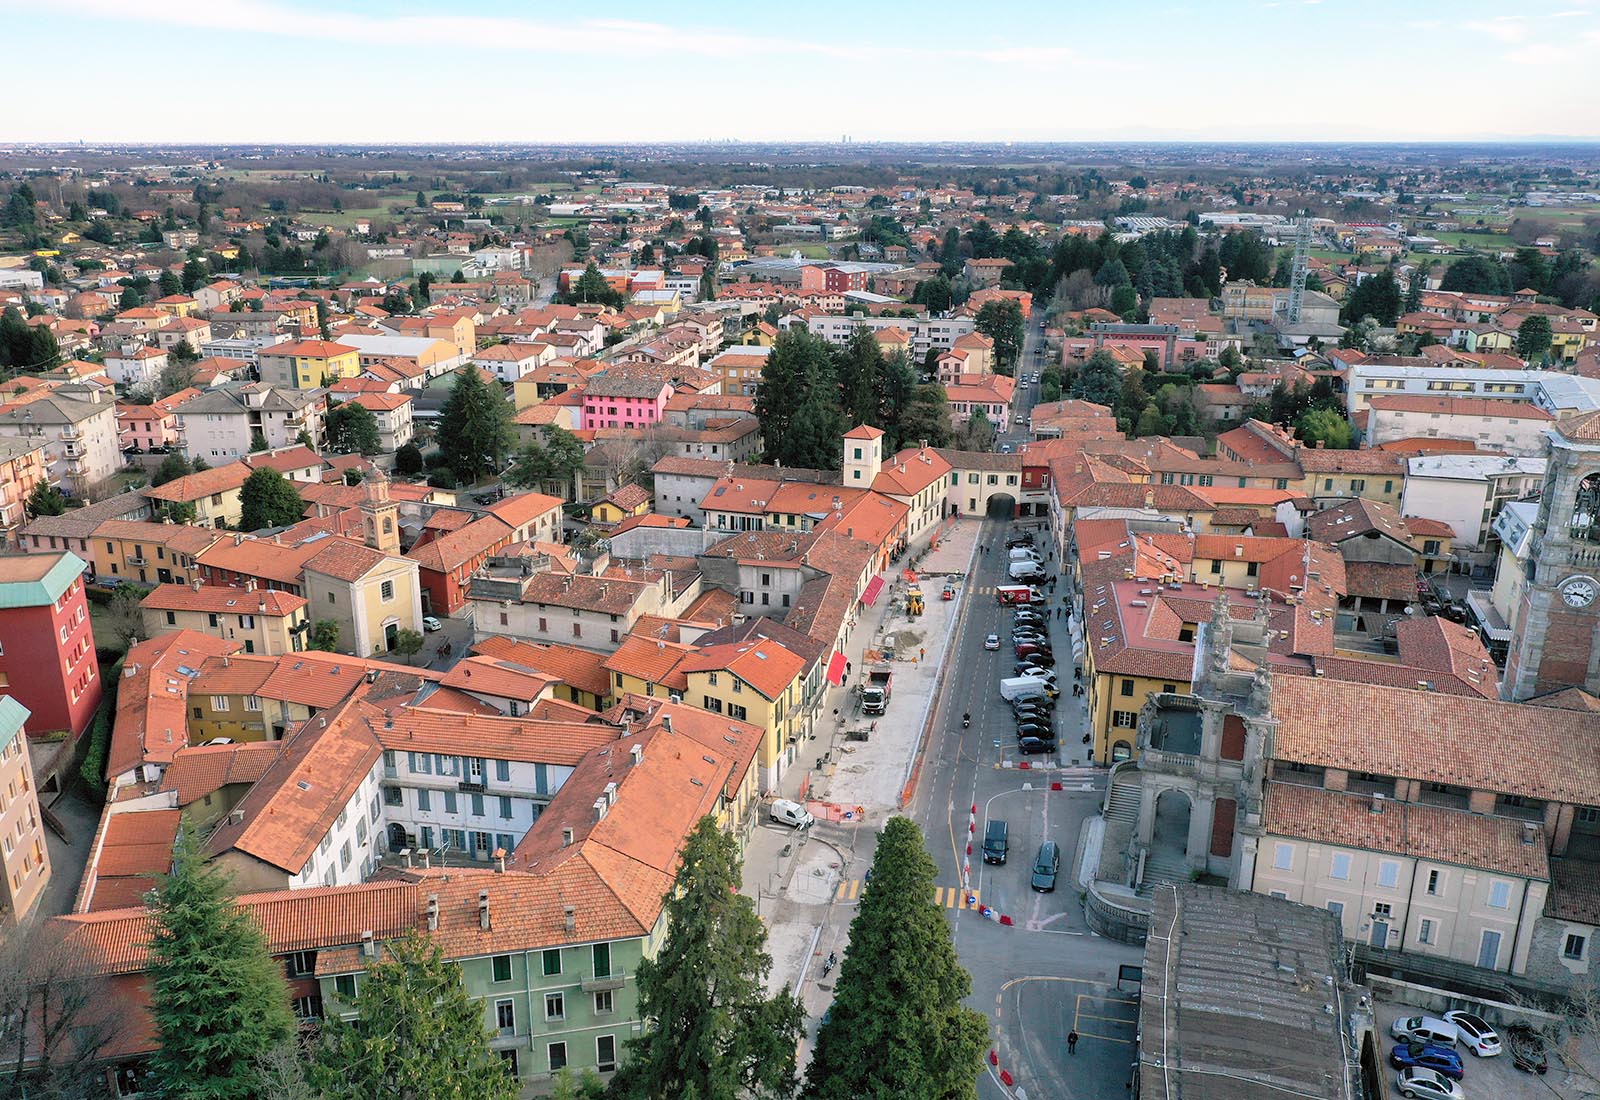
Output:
[
  {"xmin": 842, "ymin": 424, "xmax": 884, "ymax": 487},
  {"xmin": 361, "ymin": 476, "xmax": 401, "ymax": 555},
  {"xmin": 1504, "ymin": 412, "xmax": 1600, "ymax": 700}
]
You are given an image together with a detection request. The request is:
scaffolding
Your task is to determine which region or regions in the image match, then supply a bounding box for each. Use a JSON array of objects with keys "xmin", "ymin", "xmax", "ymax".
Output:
[{"xmin": 1285, "ymin": 214, "xmax": 1312, "ymax": 324}]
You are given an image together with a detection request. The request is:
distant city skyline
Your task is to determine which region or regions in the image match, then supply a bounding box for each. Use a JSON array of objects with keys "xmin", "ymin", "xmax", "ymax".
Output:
[{"xmin": 2, "ymin": 0, "xmax": 1598, "ymax": 144}]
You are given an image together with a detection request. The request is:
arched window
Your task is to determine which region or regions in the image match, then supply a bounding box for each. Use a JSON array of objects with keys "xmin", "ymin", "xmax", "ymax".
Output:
[{"xmin": 1572, "ymin": 472, "xmax": 1600, "ymax": 542}]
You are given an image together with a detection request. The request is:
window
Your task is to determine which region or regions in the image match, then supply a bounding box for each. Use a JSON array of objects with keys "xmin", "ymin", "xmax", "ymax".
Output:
[
  {"xmin": 593, "ymin": 942, "xmax": 611, "ymax": 978},
  {"xmin": 728, "ymin": 703, "xmax": 747, "ymax": 721},
  {"xmin": 1488, "ymin": 880, "xmax": 1512, "ymax": 909},
  {"xmin": 495, "ymin": 759, "xmax": 510, "ymax": 782},
  {"xmin": 1564, "ymin": 933, "xmax": 1587, "ymax": 960},
  {"xmin": 702, "ymin": 696, "xmax": 722, "ymax": 714},
  {"xmin": 1419, "ymin": 919, "xmax": 1435, "ymax": 945},
  {"xmin": 495, "ymin": 999, "xmax": 515, "ymax": 1036},
  {"xmin": 492, "ymin": 954, "xmax": 512, "ymax": 982},
  {"xmin": 210, "ymin": 695, "xmax": 230, "ymax": 711},
  {"xmin": 1374, "ymin": 902, "xmax": 1392, "ymax": 917},
  {"xmin": 417, "ymin": 789, "xmax": 431, "ymax": 811},
  {"xmin": 597, "ymin": 1035, "xmax": 617, "ymax": 1074},
  {"xmin": 1273, "ymin": 843, "xmax": 1293, "ymax": 871},
  {"xmin": 1377, "ymin": 861, "xmax": 1399, "ymax": 889},
  {"xmin": 334, "ymin": 974, "xmax": 357, "ymax": 999},
  {"xmin": 594, "ymin": 989, "xmax": 614, "ymax": 1014},
  {"xmin": 1426, "ymin": 869, "xmax": 1441, "ymax": 896},
  {"xmin": 1112, "ymin": 711, "xmax": 1137, "ymax": 729},
  {"xmin": 286, "ymin": 950, "xmax": 316, "ymax": 977},
  {"xmin": 443, "ymin": 791, "xmax": 457, "ymax": 814},
  {"xmin": 470, "ymin": 793, "xmax": 484, "ymax": 816},
  {"xmin": 1350, "ymin": 479, "xmax": 1365, "ymax": 492},
  {"xmin": 545, "ymin": 992, "xmax": 565, "ymax": 1021},
  {"xmin": 499, "ymin": 795, "xmax": 513, "ymax": 819},
  {"xmin": 166, "ymin": 610, "xmax": 176, "ymax": 626},
  {"xmin": 291, "ymin": 994, "xmax": 322, "ymax": 1020},
  {"xmin": 732, "ymin": 677, "xmax": 743, "ymax": 693},
  {"xmin": 1325, "ymin": 900, "xmax": 1344, "ymax": 920},
  {"xmin": 339, "ymin": 841, "xmax": 351, "ymax": 869},
  {"xmin": 1119, "ymin": 678, "xmax": 1134, "ymax": 697},
  {"xmin": 542, "ymin": 948, "xmax": 561, "ymax": 976},
  {"xmin": 244, "ymin": 695, "xmax": 262, "ymax": 711},
  {"xmin": 384, "ymin": 787, "xmax": 403, "ymax": 806},
  {"xmin": 1269, "ymin": 890, "xmax": 1289, "ymax": 899},
  {"xmin": 380, "ymin": 580, "xmax": 394, "ymax": 601},
  {"xmin": 547, "ymin": 1043, "xmax": 567, "ymax": 1072},
  {"xmin": 499, "ymin": 1050, "xmax": 519, "ymax": 1076}
]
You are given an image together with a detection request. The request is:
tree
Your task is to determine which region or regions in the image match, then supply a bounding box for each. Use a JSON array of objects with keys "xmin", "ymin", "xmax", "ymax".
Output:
[
  {"xmin": 1295, "ymin": 407, "xmax": 1353, "ymax": 449},
  {"xmin": 755, "ymin": 327, "xmax": 831, "ymax": 466},
  {"xmin": 309, "ymin": 619, "xmax": 340, "ymax": 652},
  {"xmin": 239, "ymin": 467, "xmax": 306, "ymax": 531},
  {"xmin": 1516, "ymin": 314, "xmax": 1553, "ymax": 361},
  {"xmin": 104, "ymin": 583, "xmax": 148, "ymax": 649},
  {"xmin": 956, "ymin": 407, "xmax": 996, "ymax": 452},
  {"xmin": 394, "ymin": 441, "xmax": 424, "ymax": 476},
  {"xmin": 0, "ymin": 920, "xmax": 122, "ymax": 1099},
  {"xmin": 249, "ymin": 429, "xmax": 269, "ymax": 453},
  {"xmin": 158, "ymin": 357, "xmax": 198, "ymax": 398},
  {"xmin": 26, "ymin": 325, "xmax": 60, "ymax": 372},
  {"xmin": 0, "ymin": 307, "xmax": 31, "ymax": 370},
  {"xmin": 567, "ymin": 260, "xmax": 624, "ymax": 308},
  {"xmin": 898, "ymin": 383, "xmax": 955, "ymax": 450},
  {"xmin": 326, "ymin": 400, "xmax": 381, "ymax": 455},
  {"xmin": 315, "ymin": 932, "xmax": 516, "ymax": 1100},
  {"xmin": 439, "ymin": 367, "xmax": 513, "ymax": 484},
  {"xmin": 1070, "ymin": 350, "xmax": 1124, "ymax": 408},
  {"xmin": 803, "ymin": 816, "xmax": 987, "ymax": 1100},
  {"xmin": 974, "ymin": 299, "xmax": 1025, "ymax": 374},
  {"xmin": 615, "ymin": 817, "xmax": 803, "ymax": 1100},
  {"xmin": 915, "ymin": 274, "xmax": 952, "ymax": 313},
  {"xmin": 26, "ymin": 479, "xmax": 66, "ymax": 516},
  {"xmin": 152, "ymin": 452, "xmax": 194, "ymax": 487},
  {"xmin": 1439, "ymin": 254, "xmax": 1509, "ymax": 295},
  {"xmin": 148, "ymin": 829, "xmax": 294, "ymax": 1100},
  {"xmin": 1340, "ymin": 271, "xmax": 1401, "ymax": 326},
  {"xmin": 158, "ymin": 269, "xmax": 182, "ymax": 298},
  {"xmin": 170, "ymin": 338, "xmax": 200, "ymax": 365},
  {"xmin": 390, "ymin": 628, "xmax": 424, "ymax": 664},
  {"xmin": 837, "ymin": 325, "xmax": 883, "ymax": 428}
]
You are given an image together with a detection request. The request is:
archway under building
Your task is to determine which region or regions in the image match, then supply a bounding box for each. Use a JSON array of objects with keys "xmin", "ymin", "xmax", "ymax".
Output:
[
  {"xmin": 1144, "ymin": 787, "xmax": 1194, "ymax": 891},
  {"xmin": 985, "ymin": 493, "xmax": 1017, "ymax": 519}
]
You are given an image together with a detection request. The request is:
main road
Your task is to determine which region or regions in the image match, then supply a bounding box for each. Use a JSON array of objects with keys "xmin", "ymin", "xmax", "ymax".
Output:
[{"xmin": 906, "ymin": 506, "xmax": 1144, "ymax": 1100}]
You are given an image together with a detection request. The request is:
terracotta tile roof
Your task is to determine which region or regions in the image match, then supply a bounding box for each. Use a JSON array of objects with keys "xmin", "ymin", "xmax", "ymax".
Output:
[
  {"xmin": 603, "ymin": 483, "xmax": 652, "ymax": 513},
  {"xmin": 1340, "ymin": 561, "xmax": 1417, "ymax": 602},
  {"xmin": 1527, "ymin": 687, "xmax": 1600, "ymax": 712},
  {"xmin": 79, "ymin": 808, "xmax": 181, "ymax": 912},
  {"xmin": 871, "ymin": 446, "xmax": 952, "ymax": 497},
  {"xmin": 305, "ymin": 538, "xmax": 392, "ymax": 583},
  {"xmin": 1547, "ymin": 858, "xmax": 1600, "ymax": 925},
  {"xmin": 140, "ymin": 582, "xmax": 305, "ymax": 617},
  {"xmin": 680, "ymin": 586, "xmax": 741, "ymax": 627},
  {"xmin": 604, "ymin": 634, "xmax": 693, "ymax": 690},
  {"xmin": 1263, "ymin": 783, "xmax": 1549, "ymax": 879},
  {"xmin": 156, "ymin": 741, "xmax": 283, "ymax": 805},
  {"xmin": 264, "ymin": 339, "xmax": 358, "ymax": 358},
  {"xmin": 406, "ymin": 516, "xmax": 512, "ymax": 573},
  {"xmin": 486, "ymin": 492, "xmax": 563, "ymax": 531},
  {"xmin": 1367, "ymin": 395, "xmax": 1553, "ymax": 420},
  {"xmin": 509, "ymin": 571, "xmax": 655, "ymax": 616},
  {"xmin": 679, "ymin": 637, "xmax": 806, "ymax": 700},
  {"xmin": 109, "ymin": 631, "xmax": 241, "ymax": 779},
  {"xmin": 1271, "ymin": 674, "xmax": 1600, "ymax": 804},
  {"xmin": 472, "ymin": 637, "xmax": 612, "ymax": 698},
  {"xmin": 368, "ymin": 702, "xmax": 614, "ymax": 765},
  {"xmin": 441, "ymin": 656, "xmax": 557, "ymax": 701},
  {"xmin": 1392, "ymin": 616, "xmax": 1497, "ymax": 698},
  {"xmin": 143, "ymin": 461, "xmax": 252, "ymax": 503},
  {"xmin": 242, "ymin": 446, "xmax": 325, "ymax": 475}
]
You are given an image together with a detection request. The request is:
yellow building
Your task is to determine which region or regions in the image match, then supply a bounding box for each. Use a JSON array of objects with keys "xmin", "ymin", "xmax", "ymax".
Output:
[
  {"xmin": 141, "ymin": 462, "xmax": 253, "ymax": 528},
  {"xmin": 301, "ymin": 539, "xmax": 426, "ymax": 659},
  {"xmin": 680, "ymin": 637, "xmax": 807, "ymax": 791},
  {"xmin": 258, "ymin": 339, "xmax": 362, "ymax": 390},
  {"xmin": 140, "ymin": 581, "xmax": 309, "ymax": 656},
  {"xmin": 91, "ymin": 520, "xmax": 218, "ymax": 585},
  {"xmin": 602, "ymin": 635, "xmax": 694, "ymax": 701},
  {"xmin": 591, "ymin": 483, "xmax": 653, "ymax": 525}
]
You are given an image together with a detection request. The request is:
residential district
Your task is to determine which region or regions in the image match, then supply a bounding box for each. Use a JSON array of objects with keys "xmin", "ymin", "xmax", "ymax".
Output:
[{"xmin": 0, "ymin": 143, "xmax": 1598, "ymax": 1100}]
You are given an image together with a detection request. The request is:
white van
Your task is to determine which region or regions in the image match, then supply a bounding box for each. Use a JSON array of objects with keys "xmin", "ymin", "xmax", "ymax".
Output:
[
  {"xmin": 769, "ymin": 799, "xmax": 814, "ymax": 829},
  {"xmin": 1008, "ymin": 547, "xmax": 1042, "ymax": 563}
]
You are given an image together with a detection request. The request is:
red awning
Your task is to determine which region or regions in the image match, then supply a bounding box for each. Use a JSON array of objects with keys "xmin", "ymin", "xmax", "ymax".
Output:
[
  {"xmin": 861, "ymin": 575, "xmax": 886, "ymax": 607},
  {"xmin": 826, "ymin": 651, "xmax": 847, "ymax": 686}
]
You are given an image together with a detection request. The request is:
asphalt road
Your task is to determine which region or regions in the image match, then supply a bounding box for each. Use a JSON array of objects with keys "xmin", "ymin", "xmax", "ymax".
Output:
[
  {"xmin": 907, "ymin": 509, "xmax": 1145, "ymax": 1100},
  {"xmin": 998, "ymin": 313, "xmax": 1050, "ymax": 451}
]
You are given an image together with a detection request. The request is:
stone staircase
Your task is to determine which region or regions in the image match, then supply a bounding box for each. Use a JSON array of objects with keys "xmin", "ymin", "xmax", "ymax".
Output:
[
  {"xmin": 1104, "ymin": 774, "xmax": 1141, "ymax": 828},
  {"xmin": 1138, "ymin": 849, "xmax": 1191, "ymax": 897},
  {"xmin": 1096, "ymin": 771, "xmax": 1143, "ymax": 882}
]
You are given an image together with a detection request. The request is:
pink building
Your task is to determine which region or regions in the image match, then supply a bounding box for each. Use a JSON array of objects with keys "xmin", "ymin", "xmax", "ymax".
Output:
[{"xmin": 580, "ymin": 370, "xmax": 673, "ymax": 431}]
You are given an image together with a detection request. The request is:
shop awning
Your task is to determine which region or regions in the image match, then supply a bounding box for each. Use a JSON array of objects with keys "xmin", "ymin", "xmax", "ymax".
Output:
[
  {"xmin": 861, "ymin": 574, "xmax": 886, "ymax": 607},
  {"xmin": 826, "ymin": 651, "xmax": 848, "ymax": 686}
]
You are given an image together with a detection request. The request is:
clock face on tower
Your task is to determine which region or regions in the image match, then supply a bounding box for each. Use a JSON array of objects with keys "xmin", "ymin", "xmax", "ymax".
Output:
[{"xmin": 1559, "ymin": 575, "xmax": 1599, "ymax": 608}]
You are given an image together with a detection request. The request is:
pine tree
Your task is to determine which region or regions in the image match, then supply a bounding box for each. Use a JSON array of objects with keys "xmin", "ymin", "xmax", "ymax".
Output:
[
  {"xmin": 615, "ymin": 817, "xmax": 803, "ymax": 1100},
  {"xmin": 837, "ymin": 325, "xmax": 883, "ymax": 428},
  {"xmin": 755, "ymin": 327, "xmax": 827, "ymax": 465},
  {"xmin": 148, "ymin": 830, "xmax": 294, "ymax": 1100},
  {"xmin": 804, "ymin": 817, "xmax": 988, "ymax": 1100},
  {"xmin": 439, "ymin": 367, "xmax": 512, "ymax": 484},
  {"xmin": 239, "ymin": 467, "xmax": 306, "ymax": 530},
  {"xmin": 875, "ymin": 350, "xmax": 919, "ymax": 451},
  {"xmin": 26, "ymin": 480, "xmax": 66, "ymax": 516},
  {"xmin": 0, "ymin": 307, "xmax": 31, "ymax": 370},
  {"xmin": 316, "ymin": 932, "xmax": 517, "ymax": 1100}
]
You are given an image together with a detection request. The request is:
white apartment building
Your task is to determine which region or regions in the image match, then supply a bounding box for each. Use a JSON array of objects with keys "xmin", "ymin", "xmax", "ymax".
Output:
[
  {"xmin": 1401, "ymin": 453, "xmax": 1546, "ymax": 563},
  {"xmin": 802, "ymin": 314, "xmax": 976, "ymax": 360},
  {"xmin": 0, "ymin": 389, "xmax": 121, "ymax": 497},
  {"xmin": 1363, "ymin": 395, "xmax": 1555, "ymax": 456}
]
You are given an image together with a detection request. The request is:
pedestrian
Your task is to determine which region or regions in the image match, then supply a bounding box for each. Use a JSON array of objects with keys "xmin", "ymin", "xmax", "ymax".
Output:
[{"xmin": 1068, "ymin": 1030, "xmax": 1079, "ymax": 1055}]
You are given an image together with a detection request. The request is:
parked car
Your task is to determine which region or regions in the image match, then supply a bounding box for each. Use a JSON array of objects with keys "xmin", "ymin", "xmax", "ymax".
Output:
[
  {"xmin": 1006, "ymin": 532, "xmax": 1034, "ymax": 548},
  {"xmin": 1010, "ymin": 696, "xmax": 1053, "ymax": 714},
  {"xmin": 1030, "ymin": 841, "xmax": 1060, "ymax": 892},
  {"xmin": 1391, "ymin": 1017, "xmax": 1460, "ymax": 1049},
  {"xmin": 984, "ymin": 633, "xmax": 1000, "ymax": 650},
  {"xmin": 1013, "ymin": 709, "xmax": 1052, "ymax": 726},
  {"xmin": 1506, "ymin": 1023, "xmax": 1546, "ymax": 1074},
  {"xmin": 1017, "ymin": 736, "xmax": 1054, "ymax": 755},
  {"xmin": 769, "ymin": 799, "xmax": 814, "ymax": 829},
  {"xmin": 1013, "ymin": 644, "xmax": 1053, "ymax": 663},
  {"xmin": 422, "ymin": 616, "xmax": 443, "ymax": 632},
  {"xmin": 1389, "ymin": 1044, "xmax": 1465, "ymax": 1081},
  {"xmin": 1015, "ymin": 723, "xmax": 1054, "ymax": 742},
  {"xmin": 1394, "ymin": 1067, "xmax": 1463, "ymax": 1100},
  {"xmin": 1443, "ymin": 1012, "xmax": 1500, "ymax": 1057},
  {"xmin": 982, "ymin": 819, "xmax": 1009, "ymax": 864},
  {"xmin": 1017, "ymin": 667, "xmax": 1056, "ymax": 684},
  {"xmin": 1012, "ymin": 612, "xmax": 1045, "ymax": 626}
]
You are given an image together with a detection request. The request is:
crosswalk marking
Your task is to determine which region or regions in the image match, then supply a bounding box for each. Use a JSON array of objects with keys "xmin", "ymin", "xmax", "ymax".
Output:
[{"xmin": 832, "ymin": 880, "xmax": 980, "ymax": 909}]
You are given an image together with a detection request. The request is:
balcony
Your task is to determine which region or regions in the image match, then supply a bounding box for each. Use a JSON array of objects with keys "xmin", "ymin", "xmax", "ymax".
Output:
[
  {"xmin": 127, "ymin": 555, "xmax": 147, "ymax": 566},
  {"xmin": 458, "ymin": 779, "xmax": 486, "ymax": 793},
  {"xmin": 581, "ymin": 969, "xmax": 626, "ymax": 993}
]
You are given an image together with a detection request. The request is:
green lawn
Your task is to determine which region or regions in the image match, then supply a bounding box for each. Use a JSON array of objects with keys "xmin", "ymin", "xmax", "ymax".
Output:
[{"xmin": 772, "ymin": 242, "xmax": 833, "ymax": 258}]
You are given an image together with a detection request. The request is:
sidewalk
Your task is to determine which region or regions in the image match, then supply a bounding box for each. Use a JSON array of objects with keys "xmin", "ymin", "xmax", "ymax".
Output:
[{"xmin": 743, "ymin": 518, "xmax": 983, "ymax": 1011}]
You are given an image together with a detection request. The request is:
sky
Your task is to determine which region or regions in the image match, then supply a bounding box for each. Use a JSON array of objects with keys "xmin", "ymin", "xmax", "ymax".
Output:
[{"xmin": 2, "ymin": 0, "xmax": 1598, "ymax": 144}]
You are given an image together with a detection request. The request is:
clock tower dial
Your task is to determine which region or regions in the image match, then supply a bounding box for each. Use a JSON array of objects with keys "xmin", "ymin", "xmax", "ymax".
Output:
[{"xmin": 1560, "ymin": 576, "xmax": 1599, "ymax": 608}]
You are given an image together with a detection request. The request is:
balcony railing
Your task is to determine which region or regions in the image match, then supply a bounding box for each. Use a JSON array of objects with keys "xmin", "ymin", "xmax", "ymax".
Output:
[{"xmin": 581, "ymin": 969, "xmax": 626, "ymax": 993}]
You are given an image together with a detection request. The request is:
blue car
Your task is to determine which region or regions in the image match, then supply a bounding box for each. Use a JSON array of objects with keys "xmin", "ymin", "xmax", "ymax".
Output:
[{"xmin": 1389, "ymin": 1043, "xmax": 1465, "ymax": 1081}]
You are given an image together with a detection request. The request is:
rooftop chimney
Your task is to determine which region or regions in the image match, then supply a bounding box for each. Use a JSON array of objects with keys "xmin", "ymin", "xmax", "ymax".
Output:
[
  {"xmin": 360, "ymin": 931, "xmax": 375, "ymax": 958},
  {"xmin": 563, "ymin": 905, "xmax": 577, "ymax": 933},
  {"xmin": 494, "ymin": 847, "xmax": 507, "ymax": 873},
  {"xmin": 629, "ymin": 743, "xmax": 643, "ymax": 766},
  {"xmin": 593, "ymin": 797, "xmax": 608, "ymax": 822},
  {"xmin": 478, "ymin": 889, "xmax": 491, "ymax": 931},
  {"xmin": 426, "ymin": 893, "xmax": 439, "ymax": 930}
]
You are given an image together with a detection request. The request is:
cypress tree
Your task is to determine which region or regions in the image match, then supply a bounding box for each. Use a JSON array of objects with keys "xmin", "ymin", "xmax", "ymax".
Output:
[
  {"xmin": 615, "ymin": 816, "xmax": 803, "ymax": 1100},
  {"xmin": 804, "ymin": 817, "xmax": 988, "ymax": 1100},
  {"xmin": 147, "ymin": 830, "xmax": 294, "ymax": 1100},
  {"xmin": 439, "ymin": 366, "xmax": 512, "ymax": 484}
]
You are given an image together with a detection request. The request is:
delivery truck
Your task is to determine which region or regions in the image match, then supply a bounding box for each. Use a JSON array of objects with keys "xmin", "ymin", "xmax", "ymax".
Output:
[
  {"xmin": 1009, "ymin": 560, "xmax": 1047, "ymax": 583},
  {"xmin": 861, "ymin": 665, "xmax": 894, "ymax": 715},
  {"xmin": 1000, "ymin": 675, "xmax": 1056, "ymax": 702}
]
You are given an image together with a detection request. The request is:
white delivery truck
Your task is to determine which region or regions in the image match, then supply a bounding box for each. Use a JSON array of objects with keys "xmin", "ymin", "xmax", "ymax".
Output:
[
  {"xmin": 1008, "ymin": 560, "xmax": 1047, "ymax": 583},
  {"xmin": 1000, "ymin": 675, "xmax": 1056, "ymax": 701}
]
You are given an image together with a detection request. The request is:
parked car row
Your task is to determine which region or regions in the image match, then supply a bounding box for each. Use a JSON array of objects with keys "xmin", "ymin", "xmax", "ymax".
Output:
[
  {"xmin": 1387, "ymin": 1011, "xmax": 1521, "ymax": 1098},
  {"xmin": 979, "ymin": 818, "xmax": 1058, "ymax": 892}
]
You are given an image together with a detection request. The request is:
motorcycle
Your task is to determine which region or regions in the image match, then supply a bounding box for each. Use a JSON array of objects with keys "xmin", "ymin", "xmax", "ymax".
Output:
[
  {"xmin": 821, "ymin": 951, "xmax": 837, "ymax": 978},
  {"xmin": 962, "ymin": 712, "xmax": 971, "ymax": 729}
]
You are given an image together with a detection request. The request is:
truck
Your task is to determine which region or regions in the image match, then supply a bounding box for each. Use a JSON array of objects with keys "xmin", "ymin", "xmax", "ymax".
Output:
[
  {"xmin": 1000, "ymin": 675, "xmax": 1056, "ymax": 702},
  {"xmin": 996, "ymin": 584, "xmax": 1043, "ymax": 606},
  {"xmin": 861, "ymin": 666, "xmax": 894, "ymax": 715},
  {"xmin": 1008, "ymin": 560, "xmax": 1047, "ymax": 583}
]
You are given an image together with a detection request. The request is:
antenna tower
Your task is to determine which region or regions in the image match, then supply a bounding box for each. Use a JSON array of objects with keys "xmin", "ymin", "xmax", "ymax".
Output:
[{"xmin": 1286, "ymin": 213, "xmax": 1311, "ymax": 325}]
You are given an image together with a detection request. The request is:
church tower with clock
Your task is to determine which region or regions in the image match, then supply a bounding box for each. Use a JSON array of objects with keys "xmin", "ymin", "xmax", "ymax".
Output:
[{"xmin": 1504, "ymin": 411, "xmax": 1600, "ymax": 700}]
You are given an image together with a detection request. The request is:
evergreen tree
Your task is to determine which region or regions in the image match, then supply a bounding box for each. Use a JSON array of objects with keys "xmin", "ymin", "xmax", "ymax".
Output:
[
  {"xmin": 974, "ymin": 299, "xmax": 1025, "ymax": 374},
  {"xmin": 615, "ymin": 817, "xmax": 803, "ymax": 1100},
  {"xmin": 152, "ymin": 452, "xmax": 193, "ymax": 487},
  {"xmin": 438, "ymin": 367, "xmax": 513, "ymax": 484},
  {"xmin": 1439, "ymin": 254, "xmax": 1509, "ymax": 295},
  {"xmin": 393, "ymin": 442, "xmax": 424, "ymax": 476},
  {"xmin": 326, "ymin": 400, "xmax": 381, "ymax": 455},
  {"xmin": 1340, "ymin": 271, "xmax": 1401, "ymax": 326},
  {"xmin": 26, "ymin": 480, "xmax": 66, "ymax": 516},
  {"xmin": 875, "ymin": 350, "xmax": 919, "ymax": 451},
  {"xmin": 26, "ymin": 324, "xmax": 60, "ymax": 371},
  {"xmin": 1070, "ymin": 350, "xmax": 1124, "ymax": 408},
  {"xmin": 239, "ymin": 468, "xmax": 306, "ymax": 530},
  {"xmin": 1296, "ymin": 407, "xmax": 1353, "ymax": 449},
  {"xmin": 158, "ymin": 270, "xmax": 182, "ymax": 298},
  {"xmin": 170, "ymin": 339, "xmax": 200, "ymax": 365},
  {"xmin": 898, "ymin": 384, "xmax": 954, "ymax": 449},
  {"xmin": 837, "ymin": 325, "xmax": 883, "ymax": 428},
  {"xmin": 316, "ymin": 932, "xmax": 517, "ymax": 1100},
  {"xmin": 309, "ymin": 619, "xmax": 340, "ymax": 651},
  {"xmin": 1516, "ymin": 315, "xmax": 1553, "ymax": 361},
  {"xmin": 148, "ymin": 829, "xmax": 294, "ymax": 1100},
  {"xmin": 803, "ymin": 817, "xmax": 987, "ymax": 1100},
  {"xmin": 755, "ymin": 327, "xmax": 829, "ymax": 465},
  {"xmin": 569, "ymin": 260, "xmax": 623, "ymax": 308},
  {"xmin": 0, "ymin": 307, "xmax": 30, "ymax": 370}
]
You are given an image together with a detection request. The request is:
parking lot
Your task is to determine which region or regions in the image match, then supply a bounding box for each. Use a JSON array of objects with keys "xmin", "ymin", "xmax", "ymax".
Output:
[
  {"xmin": 1374, "ymin": 1001, "xmax": 1584, "ymax": 1100},
  {"xmin": 993, "ymin": 977, "xmax": 1138, "ymax": 1099}
]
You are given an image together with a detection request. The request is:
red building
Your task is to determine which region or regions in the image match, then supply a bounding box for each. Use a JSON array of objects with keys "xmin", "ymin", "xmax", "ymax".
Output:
[
  {"xmin": 405, "ymin": 514, "xmax": 515, "ymax": 615},
  {"xmin": 0, "ymin": 553, "xmax": 101, "ymax": 741},
  {"xmin": 822, "ymin": 265, "xmax": 871, "ymax": 293}
]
